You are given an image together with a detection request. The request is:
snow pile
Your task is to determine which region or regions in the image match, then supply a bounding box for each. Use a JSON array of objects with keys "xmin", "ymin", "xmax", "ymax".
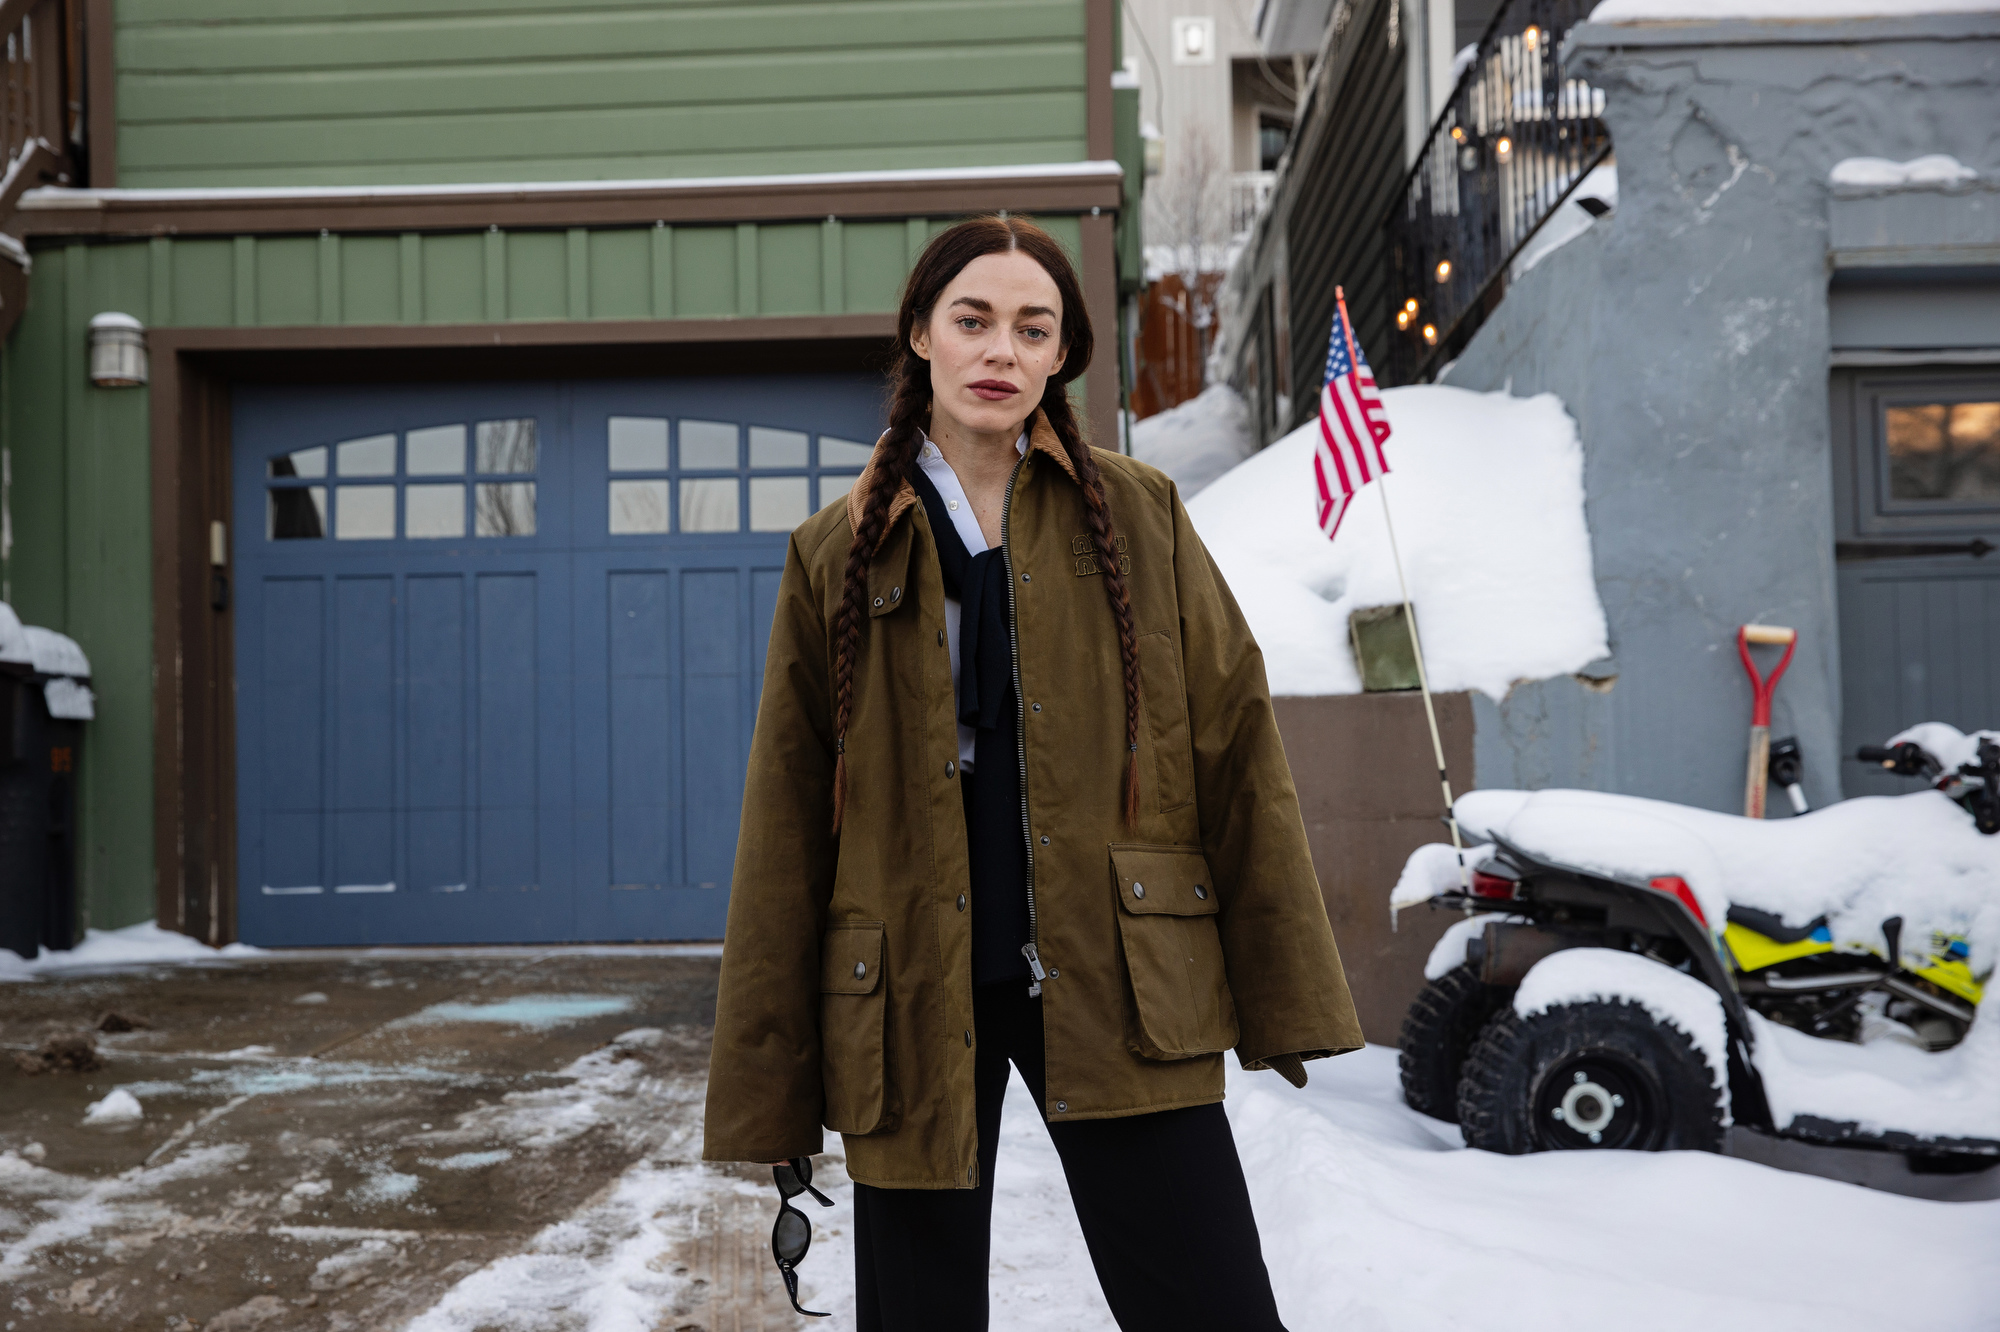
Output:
[
  {"xmin": 1186, "ymin": 385, "xmax": 1608, "ymax": 698},
  {"xmin": 1424, "ymin": 911, "xmax": 1523, "ymax": 980},
  {"xmin": 79, "ymin": 1089, "xmax": 143, "ymax": 1126},
  {"xmin": 1512, "ymin": 161, "xmax": 1618, "ymax": 279},
  {"xmin": 1393, "ymin": 841, "xmax": 1498, "ymax": 912},
  {"xmin": 1515, "ymin": 948, "xmax": 1731, "ymax": 1103},
  {"xmin": 1752, "ymin": 997, "xmax": 2000, "ymax": 1142},
  {"xmin": 1129, "ymin": 385, "xmax": 1255, "ymax": 500},
  {"xmin": 1, "ymin": 920, "xmax": 263, "ymax": 979},
  {"xmin": 1445, "ymin": 787, "xmax": 2000, "ymax": 975},
  {"xmin": 25, "ymin": 625, "xmax": 89, "ymax": 678},
  {"xmin": 1593, "ymin": 0, "xmax": 1997, "ymax": 20},
  {"xmin": 0, "ymin": 602, "xmax": 29, "ymax": 664},
  {"xmin": 1831, "ymin": 155, "xmax": 1981, "ymax": 190}
]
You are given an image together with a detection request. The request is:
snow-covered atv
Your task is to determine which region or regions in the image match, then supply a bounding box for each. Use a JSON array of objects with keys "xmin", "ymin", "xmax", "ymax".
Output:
[{"xmin": 1389, "ymin": 723, "xmax": 2000, "ymax": 1174}]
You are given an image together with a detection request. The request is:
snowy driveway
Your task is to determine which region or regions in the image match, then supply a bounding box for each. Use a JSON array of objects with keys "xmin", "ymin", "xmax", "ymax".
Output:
[{"xmin": 5, "ymin": 937, "xmax": 1998, "ymax": 1331}]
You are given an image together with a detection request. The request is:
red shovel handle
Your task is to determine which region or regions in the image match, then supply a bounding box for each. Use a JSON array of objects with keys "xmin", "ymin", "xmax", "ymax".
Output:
[{"xmin": 1737, "ymin": 625, "xmax": 1797, "ymax": 727}]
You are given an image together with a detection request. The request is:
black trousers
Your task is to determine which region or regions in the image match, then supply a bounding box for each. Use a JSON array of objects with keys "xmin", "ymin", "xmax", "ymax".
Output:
[{"xmin": 852, "ymin": 981, "xmax": 1287, "ymax": 1331}]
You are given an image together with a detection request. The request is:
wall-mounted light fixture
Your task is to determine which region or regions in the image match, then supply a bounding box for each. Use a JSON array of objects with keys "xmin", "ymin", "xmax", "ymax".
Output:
[
  {"xmin": 88, "ymin": 313, "xmax": 148, "ymax": 388},
  {"xmin": 1170, "ymin": 16, "xmax": 1215, "ymax": 65}
]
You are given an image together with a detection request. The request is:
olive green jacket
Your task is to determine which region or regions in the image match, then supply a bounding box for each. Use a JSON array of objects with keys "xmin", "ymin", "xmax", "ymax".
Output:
[{"xmin": 702, "ymin": 414, "xmax": 1362, "ymax": 1189}]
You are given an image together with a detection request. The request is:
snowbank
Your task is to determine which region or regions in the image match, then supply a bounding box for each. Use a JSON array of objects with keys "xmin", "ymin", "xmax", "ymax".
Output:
[
  {"xmin": 1, "ymin": 920, "xmax": 262, "ymax": 979},
  {"xmin": 1515, "ymin": 948, "xmax": 1731, "ymax": 1101},
  {"xmin": 1831, "ymin": 155, "xmax": 1980, "ymax": 189},
  {"xmin": 1128, "ymin": 385, "xmax": 1255, "ymax": 500},
  {"xmin": 1185, "ymin": 385, "xmax": 1608, "ymax": 698},
  {"xmin": 1592, "ymin": 0, "xmax": 1997, "ymax": 20},
  {"xmin": 1449, "ymin": 787, "xmax": 2000, "ymax": 976}
]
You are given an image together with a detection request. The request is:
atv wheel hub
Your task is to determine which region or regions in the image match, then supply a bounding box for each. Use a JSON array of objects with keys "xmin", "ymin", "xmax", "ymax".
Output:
[{"xmin": 1554, "ymin": 1072, "xmax": 1624, "ymax": 1142}]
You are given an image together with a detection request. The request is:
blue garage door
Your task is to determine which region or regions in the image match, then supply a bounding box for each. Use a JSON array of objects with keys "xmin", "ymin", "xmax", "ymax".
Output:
[{"xmin": 232, "ymin": 376, "xmax": 882, "ymax": 945}]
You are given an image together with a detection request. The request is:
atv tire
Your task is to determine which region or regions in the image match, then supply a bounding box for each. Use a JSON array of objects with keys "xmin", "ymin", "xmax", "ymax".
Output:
[
  {"xmin": 1398, "ymin": 964, "xmax": 1514, "ymax": 1123},
  {"xmin": 1457, "ymin": 1000, "xmax": 1725, "ymax": 1154}
]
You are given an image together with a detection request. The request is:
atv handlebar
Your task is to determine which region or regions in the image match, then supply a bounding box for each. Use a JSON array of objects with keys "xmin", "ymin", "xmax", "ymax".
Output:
[{"xmin": 1856, "ymin": 742, "xmax": 1937, "ymax": 778}]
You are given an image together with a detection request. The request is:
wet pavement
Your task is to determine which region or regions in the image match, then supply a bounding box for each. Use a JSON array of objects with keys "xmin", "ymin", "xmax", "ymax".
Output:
[{"xmin": 0, "ymin": 946, "xmax": 823, "ymax": 1331}]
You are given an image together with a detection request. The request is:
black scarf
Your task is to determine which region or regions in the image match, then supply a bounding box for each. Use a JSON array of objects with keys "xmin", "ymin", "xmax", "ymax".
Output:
[{"xmin": 908, "ymin": 465, "xmax": 1011, "ymax": 733}]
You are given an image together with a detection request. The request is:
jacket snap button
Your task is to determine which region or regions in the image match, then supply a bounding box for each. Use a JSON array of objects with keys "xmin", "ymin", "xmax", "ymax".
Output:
[
  {"xmin": 1021, "ymin": 573, "xmax": 1031, "ymax": 583},
  {"xmin": 1055, "ymin": 1101, "xmax": 1067, "ymax": 1113},
  {"xmin": 872, "ymin": 596, "xmax": 883, "ymax": 608},
  {"xmin": 1031, "ymin": 702, "xmax": 1042, "ymax": 712},
  {"xmin": 1039, "ymin": 834, "xmax": 1049, "ymax": 846},
  {"xmin": 854, "ymin": 961, "xmax": 867, "ymax": 979},
  {"xmin": 957, "ymin": 893, "xmax": 966, "ymax": 911},
  {"xmin": 945, "ymin": 760, "xmax": 956, "ymax": 778},
  {"xmin": 938, "ymin": 630, "xmax": 945, "ymax": 646},
  {"xmin": 1194, "ymin": 884, "xmax": 1208, "ymax": 900},
  {"xmin": 1132, "ymin": 883, "xmax": 1145, "ymax": 899},
  {"xmin": 965, "ymin": 1029, "xmax": 972, "ymax": 1047},
  {"xmin": 892, "ymin": 586, "xmax": 901, "ymax": 600},
  {"xmin": 1048, "ymin": 968, "xmax": 1059, "ymax": 978}
]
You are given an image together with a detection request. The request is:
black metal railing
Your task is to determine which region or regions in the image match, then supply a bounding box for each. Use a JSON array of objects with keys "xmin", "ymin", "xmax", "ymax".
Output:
[{"xmin": 1385, "ymin": 0, "xmax": 1609, "ymax": 383}]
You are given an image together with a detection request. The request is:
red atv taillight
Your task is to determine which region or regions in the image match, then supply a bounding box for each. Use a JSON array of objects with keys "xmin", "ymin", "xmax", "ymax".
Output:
[
  {"xmin": 1470, "ymin": 870, "xmax": 1517, "ymax": 900},
  {"xmin": 1649, "ymin": 875, "xmax": 1707, "ymax": 927}
]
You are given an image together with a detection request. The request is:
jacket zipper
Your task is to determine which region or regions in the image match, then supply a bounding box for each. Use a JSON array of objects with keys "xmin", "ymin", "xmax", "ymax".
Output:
[{"xmin": 999, "ymin": 453, "xmax": 1046, "ymax": 998}]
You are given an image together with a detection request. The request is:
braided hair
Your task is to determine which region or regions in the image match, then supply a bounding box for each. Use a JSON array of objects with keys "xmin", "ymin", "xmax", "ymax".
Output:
[{"xmin": 831, "ymin": 215, "xmax": 1142, "ymax": 832}]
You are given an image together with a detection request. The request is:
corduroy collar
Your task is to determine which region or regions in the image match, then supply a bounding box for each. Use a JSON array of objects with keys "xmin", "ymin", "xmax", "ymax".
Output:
[{"xmin": 845, "ymin": 409, "xmax": 1078, "ymax": 550}]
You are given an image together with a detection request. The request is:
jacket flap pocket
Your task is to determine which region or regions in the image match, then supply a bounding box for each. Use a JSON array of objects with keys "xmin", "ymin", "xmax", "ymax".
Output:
[
  {"xmin": 821, "ymin": 921, "xmax": 884, "ymax": 994},
  {"xmin": 1109, "ymin": 845, "xmax": 1219, "ymax": 917}
]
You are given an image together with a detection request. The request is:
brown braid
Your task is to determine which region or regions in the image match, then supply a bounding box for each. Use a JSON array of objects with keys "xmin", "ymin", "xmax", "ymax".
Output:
[
  {"xmin": 830, "ymin": 358, "xmax": 928, "ymax": 834},
  {"xmin": 1038, "ymin": 390, "xmax": 1143, "ymax": 824},
  {"xmin": 830, "ymin": 214, "xmax": 1139, "ymax": 831}
]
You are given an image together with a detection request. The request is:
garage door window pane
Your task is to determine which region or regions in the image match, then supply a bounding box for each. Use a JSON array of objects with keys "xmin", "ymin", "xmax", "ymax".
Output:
[
  {"xmin": 750, "ymin": 477, "xmax": 811, "ymax": 531},
  {"xmin": 476, "ymin": 419, "xmax": 538, "ymax": 474},
  {"xmin": 819, "ymin": 473, "xmax": 859, "ymax": 507},
  {"xmin": 680, "ymin": 420, "xmax": 738, "ymax": 470},
  {"xmin": 407, "ymin": 424, "xmax": 467, "ymax": 476},
  {"xmin": 337, "ymin": 434, "xmax": 396, "ymax": 477},
  {"xmin": 610, "ymin": 479, "xmax": 671, "ymax": 534},
  {"xmin": 477, "ymin": 482, "xmax": 537, "ymax": 536},
  {"xmin": 680, "ymin": 478, "xmax": 740, "ymax": 532},
  {"xmin": 610, "ymin": 417, "xmax": 669, "ymax": 472},
  {"xmin": 1887, "ymin": 401, "xmax": 2000, "ymax": 503},
  {"xmin": 820, "ymin": 437, "xmax": 875, "ymax": 466},
  {"xmin": 337, "ymin": 485, "xmax": 397, "ymax": 539},
  {"xmin": 749, "ymin": 426, "xmax": 809, "ymax": 468},
  {"xmin": 270, "ymin": 445, "xmax": 327, "ymax": 479},
  {"xmin": 407, "ymin": 484, "xmax": 466, "ymax": 538},
  {"xmin": 268, "ymin": 487, "xmax": 327, "ymax": 540}
]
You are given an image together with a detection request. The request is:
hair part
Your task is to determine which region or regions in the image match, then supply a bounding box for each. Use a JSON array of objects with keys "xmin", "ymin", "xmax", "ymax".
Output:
[{"xmin": 830, "ymin": 214, "xmax": 1141, "ymax": 831}]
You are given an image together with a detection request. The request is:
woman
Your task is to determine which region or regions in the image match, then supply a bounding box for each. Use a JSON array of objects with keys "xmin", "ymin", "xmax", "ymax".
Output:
[{"xmin": 704, "ymin": 215, "xmax": 1362, "ymax": 1329}]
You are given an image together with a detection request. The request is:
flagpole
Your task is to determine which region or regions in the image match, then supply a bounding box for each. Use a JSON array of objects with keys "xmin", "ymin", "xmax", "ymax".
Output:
[{"xmin": 1335, "ymin": 287, "xmax": 1470, "ymax": 891}]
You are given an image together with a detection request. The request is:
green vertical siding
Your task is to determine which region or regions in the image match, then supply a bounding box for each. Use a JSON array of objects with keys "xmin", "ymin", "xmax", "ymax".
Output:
[
  {"xmin": 115, "ymin": 0, "xmax": 1092, "ymax": 187},
  {"xmin": 3, "ymin": 208, "xmax": 1100, "ymax": 931}
]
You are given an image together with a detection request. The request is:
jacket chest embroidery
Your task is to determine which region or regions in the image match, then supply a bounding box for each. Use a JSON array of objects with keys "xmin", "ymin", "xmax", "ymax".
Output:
[{"xmin": 1071, "ymin": 533, "xmax": 1132, "ymax": 577}]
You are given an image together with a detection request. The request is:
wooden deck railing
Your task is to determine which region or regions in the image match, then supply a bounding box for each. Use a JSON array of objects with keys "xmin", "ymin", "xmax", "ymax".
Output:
[{"xmin": 0, "ymin": 0, "xmax": 84, "ymax": 337}]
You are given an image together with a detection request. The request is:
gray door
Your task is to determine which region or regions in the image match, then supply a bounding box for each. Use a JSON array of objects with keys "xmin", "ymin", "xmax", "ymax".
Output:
[{"xmin": 1832, "ymin": 367, "xmax": 2000, "ymax": 796}]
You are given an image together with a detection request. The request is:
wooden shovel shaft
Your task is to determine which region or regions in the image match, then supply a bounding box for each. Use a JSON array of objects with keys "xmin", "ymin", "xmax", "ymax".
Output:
[{"xmin": 1745, "ymin": 723, "xmax": 1771, "ymax": 819}]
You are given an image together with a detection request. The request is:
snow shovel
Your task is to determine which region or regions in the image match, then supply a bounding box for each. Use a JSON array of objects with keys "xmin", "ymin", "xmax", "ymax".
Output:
[{"xmin": 1737, "ymin": 624, "xmax": 1797, "ymax": 818}]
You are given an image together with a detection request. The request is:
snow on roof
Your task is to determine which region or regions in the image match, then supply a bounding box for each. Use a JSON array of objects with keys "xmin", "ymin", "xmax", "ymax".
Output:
[
  {"xmin": 1185, "ymin": 385, "xmax": 1608, "ymax": 699},
  {"xmin": 24, "ymin": 626, "xmax": 89, "ymax": 679},
  {"xmin": 1590, "ymin": 0, "xmax": 1998, "ymax": 21},
  {"xmin": 1130, "ymin": 385, "xmax": 1256, "ymax": 501},
  {"xmin": 1829, "ymin": 154, "xmax": 1981, "ymax": 189},
  {"xmin": 1453, "ymin": 786, "xmax": 2000, "ymax": 977}
]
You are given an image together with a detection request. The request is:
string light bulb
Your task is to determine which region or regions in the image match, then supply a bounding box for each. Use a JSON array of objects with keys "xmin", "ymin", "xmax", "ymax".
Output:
[
  {"xmin": 1435, "ymin": 259, "xmax": 1453, "ymax": 282},
  {"xmin": 1496, "ymin": 136, "xmax": 1513, "ymax": 161},
  {"xmin": 1422, "ymin": 324, "xmax": 1439, "ymax": 346}
]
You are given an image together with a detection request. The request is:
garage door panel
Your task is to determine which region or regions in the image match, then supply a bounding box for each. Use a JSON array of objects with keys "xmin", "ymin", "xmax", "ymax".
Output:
[
  {"xmin": 260, "ymin": 577, "xmax": 325, "ymax": 807},
  {"xmin": 334, "ymin": 576, "xmax": 397, "ymax": 811},
  {"xmin": 608, "ymin": 570, "xmax": 673, "ymax": 889},
  {"xmin": 406, "ymin": 574, "xmax": 468, "ymax": 811}
]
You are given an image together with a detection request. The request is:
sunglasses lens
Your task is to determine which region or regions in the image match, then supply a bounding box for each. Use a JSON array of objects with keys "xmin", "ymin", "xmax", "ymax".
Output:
[
  {"xmin": 774, "ymin": 1165, "xmax": 801, "ymax": 1198},
  {"xmin": 793, "ymin": 1156, "xmax": 813, "ymax": 1186},
  {"xmin": 773, "ymin": 1208, "xmax": 811, "ymax": 1262}
]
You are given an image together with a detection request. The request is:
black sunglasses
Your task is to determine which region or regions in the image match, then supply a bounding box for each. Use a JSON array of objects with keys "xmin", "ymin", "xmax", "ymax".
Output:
[{"xmin": 772, "ymin": 1156, "xmax": 834, "ymax": 1317}]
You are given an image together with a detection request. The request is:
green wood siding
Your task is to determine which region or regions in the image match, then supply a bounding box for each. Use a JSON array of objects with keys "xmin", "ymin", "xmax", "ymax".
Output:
[
  {"xmin": 2, "ymin": 210, "xmax": 1086, "ymax": 931},
  {"xmin": 115, "ymin": 0, "xmax": 1091, "ymax": 187}
]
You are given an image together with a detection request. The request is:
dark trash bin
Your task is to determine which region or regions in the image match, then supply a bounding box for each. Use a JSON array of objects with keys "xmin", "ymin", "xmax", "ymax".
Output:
[{"xmin": 0, "ymin": 605, "xmax": 90, "ymax": 961}]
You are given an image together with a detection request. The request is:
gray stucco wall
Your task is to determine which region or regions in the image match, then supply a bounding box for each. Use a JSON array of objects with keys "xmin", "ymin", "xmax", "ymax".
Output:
[{"xmin": 1443, "ymin": 14, "xmax": 2000, "ymax": 812}]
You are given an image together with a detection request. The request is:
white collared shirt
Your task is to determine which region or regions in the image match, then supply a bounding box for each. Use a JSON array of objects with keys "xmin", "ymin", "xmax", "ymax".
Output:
[{"xmin": 917, "ymin": 429, "xmax": 1027, "ymax": 770}]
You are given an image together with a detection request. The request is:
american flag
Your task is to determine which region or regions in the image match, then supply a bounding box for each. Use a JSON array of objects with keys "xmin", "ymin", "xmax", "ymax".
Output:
[{"xmin": 1313, "ymin": 294, "xmax": 1392, "ymax": 539}]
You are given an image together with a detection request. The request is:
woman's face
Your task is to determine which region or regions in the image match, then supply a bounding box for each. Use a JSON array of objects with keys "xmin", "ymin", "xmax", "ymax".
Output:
[{"xmin": 911, "ymin": 250, "xmax": 1068, "ymax": 441}]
